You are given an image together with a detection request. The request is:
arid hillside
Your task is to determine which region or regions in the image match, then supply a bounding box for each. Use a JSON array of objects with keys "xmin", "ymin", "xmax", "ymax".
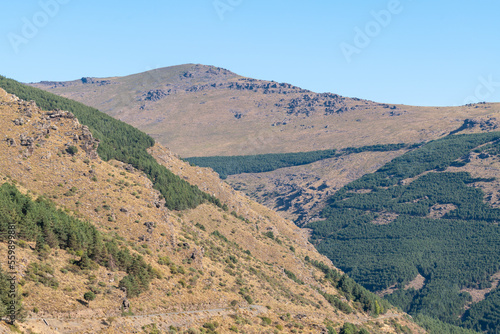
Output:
[
  {"xmin": 0, "ymin": 89, "xmax": 423, "ymax": 333},
  {"xmin": 29, "ymin": 64, "xmax": 500, "ymax": 158},
  {"xmin": 29, "ymin": 65, "xmax": 500, "ymax": 227}
]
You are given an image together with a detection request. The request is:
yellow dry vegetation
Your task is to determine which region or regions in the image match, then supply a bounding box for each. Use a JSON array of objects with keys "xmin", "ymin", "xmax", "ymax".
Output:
[
  {"xmin": 30, "ymin": 64, "xmax": 500, "ymax": 158},
  {"xmin": 0, "ymin": 88, "xmax": 423, "ymax": 333}
]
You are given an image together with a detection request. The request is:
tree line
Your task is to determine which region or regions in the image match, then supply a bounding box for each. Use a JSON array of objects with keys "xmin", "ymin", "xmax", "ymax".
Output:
[
  {"xmin": 0, "ymin": 76, "xmax": 222, "ymax": 211},
  {"xmin": 186, "ymin": 143, "xmax": 411, "ymax": 179}
]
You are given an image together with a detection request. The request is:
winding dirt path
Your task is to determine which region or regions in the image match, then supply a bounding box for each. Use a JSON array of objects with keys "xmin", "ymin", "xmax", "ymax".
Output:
[
  {"xmin": 17, "ymin": 305, "xmax": 408, "ymax": 333},
  {"xmin": 20, "ymin": 305, "xmax": 268, "ymax": 333}
]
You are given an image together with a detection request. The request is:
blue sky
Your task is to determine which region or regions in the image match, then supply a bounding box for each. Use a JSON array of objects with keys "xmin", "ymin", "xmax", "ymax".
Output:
[{"xmin": 0, "ymin": 0, "xmax": 499, "ymax": 106}]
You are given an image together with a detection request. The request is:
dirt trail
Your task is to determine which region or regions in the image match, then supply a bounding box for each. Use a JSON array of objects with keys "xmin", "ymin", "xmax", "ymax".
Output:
[
  {"xmin": 21, "ymin": 305, "xmax": 268, "ymax": 333},
  {"xmin": 19, "ymin": 305, "xmax": 408, "ymax": 334}
]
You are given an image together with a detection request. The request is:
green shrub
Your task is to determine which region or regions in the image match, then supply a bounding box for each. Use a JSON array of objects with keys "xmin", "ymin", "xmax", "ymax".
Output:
[
  {"xmin": 202, "ymin": 322, "xmax": 219, "ymax": 330},
  {"xmin": 26, "ymin": 263, "xmax": 59, "ymax": 289},
  {"xmin": 83, "ymin": 291, "xmax": 96, "ymax": 303},
  {"xmin": 260, "ymin": 316, "xmax": 272, "ymax": 326},
  {"xmin": 66, "ymin": 145, "xmax": 78, "ymax": 155},
  {"xmin": 158, "ymin": 256, "xmax": 171, "ymax": 266},
  {"xmin": 284, "ymin": 269, "xmax": 303, "ymax": 285},
  {"xmin": 264, "ymin": 231, "xmax": 274, "ymax": 239},
  {"xmin": 327, "ymin": 326, "xmax": 337, "ymax": 334},
  {"xmin": 340, "ymin": 323, "xmax": 357, "ymax": 334},
  {"xmin": 195, "ymin": 223, "xmax": 206, "ymax": 231},
  {"xmin": 211, "ymin": 230, "xmax": 228, "ymax": 242}
]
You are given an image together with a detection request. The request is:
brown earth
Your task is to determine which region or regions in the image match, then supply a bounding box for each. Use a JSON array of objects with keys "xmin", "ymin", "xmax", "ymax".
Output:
[
  {"xmin": 461, "ymin": 271, "xmax": 500, "ymax": 305},
  {"xmin": 0, "ymin": 88, "xmax": 424, "ymax": 333},
  {"xmin": 29, "ymin": 64, "xmax": 500, "ymax": 158},
  {"xmin": 28, "ymin": 64, "xmax": 500, "ymax": 228},
  {"xmin": 226, "ymin": 150, "xmax": 406, "ymax": 225},
  {"xmin": 404, "ymin": 275, "xmax": 426, "ymax": 291}
]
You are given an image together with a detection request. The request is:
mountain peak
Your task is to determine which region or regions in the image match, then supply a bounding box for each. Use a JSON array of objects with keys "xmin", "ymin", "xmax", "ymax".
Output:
[{"xmin": 0, "ymin": 77, "xmax": 423, "ymax": 333}]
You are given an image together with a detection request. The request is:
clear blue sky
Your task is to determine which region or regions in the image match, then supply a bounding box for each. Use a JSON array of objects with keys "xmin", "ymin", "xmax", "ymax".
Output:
[{"xmin": 0, "ymin": 0, "xmax": 499, "ymax": 106}]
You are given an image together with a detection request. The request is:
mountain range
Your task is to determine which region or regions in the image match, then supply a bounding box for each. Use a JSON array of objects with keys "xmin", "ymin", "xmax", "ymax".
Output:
[
  {"xmin": 0, "ymin": 63, "xmax": 498, "ymax": 332},
  {"xmin": 0, "ymin": 76, "xmax": 429, "ymax": 333},
  {"xmin": 29, "ymin": 64, "xmax": 500, "ymax": 226}
]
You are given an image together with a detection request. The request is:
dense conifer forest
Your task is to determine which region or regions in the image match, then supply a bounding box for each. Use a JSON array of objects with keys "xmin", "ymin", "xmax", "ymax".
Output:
[
  {"xmin": 186, "ymin": 143, "xmax": 410, "ymax": 178},
  {"xmin": 308, "ymin": 132, "xmax": 500, "ymax": 332}
]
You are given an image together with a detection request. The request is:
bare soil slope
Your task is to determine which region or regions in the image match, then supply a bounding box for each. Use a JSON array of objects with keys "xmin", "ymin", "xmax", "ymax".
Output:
[
  {"xmin": 29, "ymin": 65, "xmax": 500, "ymax": 226},
  {"xmin": 0, "ymin": 89, "xmax": 422, "ymax": 333},
  {"xmin": 30, "ymin": 64, "xmax": 500, "ymax": 158}
]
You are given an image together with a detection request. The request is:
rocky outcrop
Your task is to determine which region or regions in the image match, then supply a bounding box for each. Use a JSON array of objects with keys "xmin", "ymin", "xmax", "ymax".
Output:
[
  {"xmin": 76, "ymin": 125, "xmax": 100, "ymax": 159},
  {"xmin": 81, "ymin": 77, "xmax": 111, "ymax": 86},
  {"xmin": 143, "ymin": 89, "xmax": 170, "ymax": 102},
  {"xmin": 36, "ymin": 80, "xmax": 71, "ymax": 88},
  {"xmin": 5, "ymin": 138, "xmax": 16, "ymax": 147},
  {"xmin": 179, "ymin": 64, "xmax": 236, "ymax": 82},
  {"xmin": 13, "ymin": 117, "xmax": 28, "ymax": 125},
  {"xmin": 19, "ymin": 134, "xmax": 34, "ymax": 147},
  {"xmin": 450, "ymin": 117, "xmax": 500, "ymax": 135},
  {"xmin": 284, "ymin": 93, "xmax": 349, "ymax": 116},
  {"xmin": 45, "ymin": 110, "xmax": 75, "ymax": 119}
]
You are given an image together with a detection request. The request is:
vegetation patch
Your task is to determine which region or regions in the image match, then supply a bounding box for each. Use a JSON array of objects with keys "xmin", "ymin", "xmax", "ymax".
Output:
[
  {"xmin": 308, "ymin": 259, "xmax": 389, "ymax": 315},
  {"xmin": 0, "ymin": 76, "xmax": 223, "ymax": 211},
  {"xmin": 186, "ymin": 143, "xmax": 411, "ymax": 178},
  {"xmin": 309, "ymin": 131, "xmax": 500, "ymax": 328},
  {"xmin": 0, "ymin": 182, "xmax": 160, "ymax": 314}
]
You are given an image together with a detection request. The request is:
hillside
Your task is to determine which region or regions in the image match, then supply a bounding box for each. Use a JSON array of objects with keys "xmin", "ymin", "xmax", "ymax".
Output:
[
  {"xmin": 0, "ymin": 88, "xmax": 426, "ymax": 333},
  {"xmin": 29, "ymin": 64, "xmax": 500, "ymax": 158},
  {"xmin": 29, "ymin": 65, "xmax": 500, "ymax": 226},
  {"xmin": 22, "ymin": 65, "xmax": 500, "ymax": 331},
  {"xmin": 308, "ymin": 130, "xmax": 500, "ymax": 332}
]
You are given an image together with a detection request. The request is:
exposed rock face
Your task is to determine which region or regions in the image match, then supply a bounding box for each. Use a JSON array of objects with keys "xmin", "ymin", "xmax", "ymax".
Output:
[
  {"xmin": 19, "ymin": 134, "xmax": 34, "ymax": 147},
  {"xmin": 5, "ymin": 138, "xmax": 16, "ymax": 146},
  {"xmin": 122, "ymin": 298, "xmax": 130, "ymax": 309},
  {"xmin": 124, "ymin": 164, "xmax": 135, "ymax": 172},
  {"xmin": 451, "ymin": 117, "xmax": 500, "ymax": 134},
  {"xmin": 179, "ymin": 64, "xmax": 235, "ymax": 82},
  {"xmin": 36, "ymin": 80, "xmax": 70, "ymax": 88},
  {"xmin": 1, "ymin": 94, "xmax": 100, "ymax": 160},
  {"xmin": 143, "ymin": 89, "xmax": 169, "ymax": 102},
  {"xmin": 77, "ymin": 125, "xmax": 100, "ymax": 159},
  {"xmin": 19, "ymin": 134, "xmax": 35, "ymax": 157},
  {"xmin": 140, "ymin": 77, "xmax": 351, "ymax": 118},
  {"xmin": 13, "ymin": 118, "xmax": 27, "ymax": 125},
  {"xmin": 45, "ymin": 110, "xmax": 75, "ymax": 119},
  {"xmin": 144, "ymin": 221, "xmax": 155, "ymax": 234},
  {"xmin": 190, "ymin": 246, "xmax": 204, "ymax": 267},
  {"xmin": 283, "ymin": 93, "xmax": 349, "ymax": 116},
  {"xmin": 81, "ymin": 77, "xmax": 111, "ymax": 86}
]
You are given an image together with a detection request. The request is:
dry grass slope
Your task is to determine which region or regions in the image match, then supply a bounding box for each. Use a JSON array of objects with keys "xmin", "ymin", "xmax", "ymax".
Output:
[
  {"xmin": 29, "ymin": 64, "xmax": 500, "ymax": 158},
  {"xmin": 29, "ymin": 64, "xmax": 500, "ymax": 227},
  {"xmin": 0, "ymin": 89, "xmax": 423, "ymax": 333}
]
